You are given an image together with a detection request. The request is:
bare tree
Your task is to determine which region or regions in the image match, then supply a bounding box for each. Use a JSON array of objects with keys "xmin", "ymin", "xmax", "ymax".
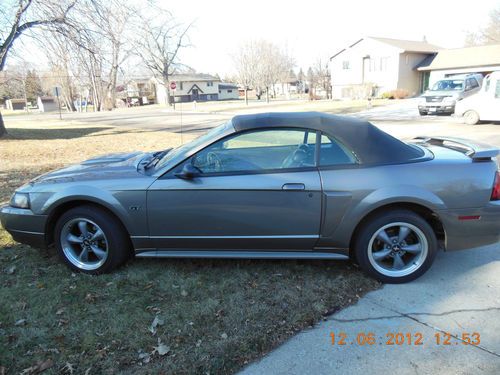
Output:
[
  {"xmin": 134, "ymin": 8, "xmax": 193, "ymax": 105},
  {"xmin": 0, "ymin": 0, "xmax": 76, "ymax": 136},
  {"xmin": 233, "ymin": 39, "xmax": 295, "ymax": 103},
  {"xmin": 465, "ymin": 6, "xmax": 500, "ymax": 46}
]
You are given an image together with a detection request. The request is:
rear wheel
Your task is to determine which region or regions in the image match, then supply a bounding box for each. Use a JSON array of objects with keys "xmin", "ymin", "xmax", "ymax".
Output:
[
  {"xmin": 354, "ymin": 210, "xmax": 438, "ymax": 283},
  {"xmin": 55, "ymin": 205, "xmax": 131, "ymax": 274},
  {"xmin": 463, "ymin": 110, "xmax": 480, "ymax": 125}
]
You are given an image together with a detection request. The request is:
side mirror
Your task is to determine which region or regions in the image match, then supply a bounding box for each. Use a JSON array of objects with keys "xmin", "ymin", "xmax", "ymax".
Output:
[{"xmin": 175, "ymin": 163, "xmax": 200, "ymax": 180}]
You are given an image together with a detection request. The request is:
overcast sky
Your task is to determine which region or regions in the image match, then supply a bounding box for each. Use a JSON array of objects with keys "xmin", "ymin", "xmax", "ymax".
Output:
[
  {"xmin": 9, "ymin": 0, "xmax": 499, "ymax": 77},
  {"xmin": 166, "ymin": 0, "xmax": 498, "ymax": 76}
]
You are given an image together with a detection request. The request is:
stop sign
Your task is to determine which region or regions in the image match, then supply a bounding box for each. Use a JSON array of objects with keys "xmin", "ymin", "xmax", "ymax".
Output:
[{"xmin": 170, "ymin": 81, "xmax": 177, "ymax": 90}]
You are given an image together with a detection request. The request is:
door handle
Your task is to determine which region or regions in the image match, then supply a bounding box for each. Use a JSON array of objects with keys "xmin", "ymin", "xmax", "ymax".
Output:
[{"xmin": 282, "ymin": 183, "xmax": 305, "ymax": 191}]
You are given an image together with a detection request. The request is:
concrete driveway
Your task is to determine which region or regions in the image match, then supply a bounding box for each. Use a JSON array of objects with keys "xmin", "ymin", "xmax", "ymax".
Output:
[
  {"xmin": 240, "ymin": 99, "xmax": 500, "ymax": 375},
  {"xmin": 240, "ymin": 244, "xmax": 500, "ymax": 375}
]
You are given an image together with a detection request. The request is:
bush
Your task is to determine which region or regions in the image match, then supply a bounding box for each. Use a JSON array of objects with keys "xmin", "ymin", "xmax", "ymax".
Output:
[{"xmin": 380, "ymin": 89, "xmax": 409, "ymax": 99}]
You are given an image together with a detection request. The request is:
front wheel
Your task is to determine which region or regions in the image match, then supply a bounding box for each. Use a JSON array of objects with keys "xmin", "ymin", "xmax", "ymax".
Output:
[
  {"xmin": 55, "ymin": 205, "xmax": 131, "ymax": 274},
  {"xmin": 353, "ymin": 210, "xmax": 438, "ymax": 283}
]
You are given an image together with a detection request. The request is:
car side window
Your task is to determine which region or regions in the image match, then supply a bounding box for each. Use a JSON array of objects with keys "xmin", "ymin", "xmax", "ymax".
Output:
[
  {"xmin": 191, "ymin": 129, "xmax": 317, "ymax": 174},
  {"xmin": 319, "ymin": 134, "xmax": 357, "ymax": 166},
  {"xmin": 469, "ymin": 78, "xmax": 479, "ymax": 89}
]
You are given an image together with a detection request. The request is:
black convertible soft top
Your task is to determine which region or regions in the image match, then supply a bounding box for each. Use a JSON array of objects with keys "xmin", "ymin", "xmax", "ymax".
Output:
[{"xmin": 231, "ymin": 112, "xmax": 424, "ymax": 164}]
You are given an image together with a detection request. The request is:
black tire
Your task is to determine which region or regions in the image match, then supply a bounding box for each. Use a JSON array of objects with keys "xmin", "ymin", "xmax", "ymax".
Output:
[
  {"xmin": 54, "ymin": 205, "xmax": 131, "ymax": 274},
  {"xmin": 353, "ymin": 210, "xmax": 438, "ymax": 284},
  {"xmin": 419, "ymin": 110, "xmax": 427, "ymax": 116}
]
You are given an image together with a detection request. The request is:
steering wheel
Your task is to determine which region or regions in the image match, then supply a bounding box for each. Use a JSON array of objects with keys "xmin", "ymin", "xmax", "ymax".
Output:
[
  {"xmin": 206, "ymin": 151, "xmax": 223, "ymax": 172},
  {"xmin": 281, "ymin": 144, "xmax": 310, "ymax": 168}
]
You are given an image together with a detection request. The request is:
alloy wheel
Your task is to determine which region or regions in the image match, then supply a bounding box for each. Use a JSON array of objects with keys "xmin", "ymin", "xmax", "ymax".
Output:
[
  {"xmin": 60, "ymin": 218, "xmax": 109, "ymax": 271},
  {"xmin": 367, "ymin": 222, "xmax": 428, "ymax": 278}
]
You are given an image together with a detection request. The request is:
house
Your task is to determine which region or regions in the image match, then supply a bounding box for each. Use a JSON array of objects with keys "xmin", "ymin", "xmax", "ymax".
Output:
[
  {"xmin": 330, "ymin": 37, "xmax": 441, "ymax": 99},
  {"xmin": 152, "ymin": 73, "xmax": 222, "ymax": 104},
  {"xmin": 218, "ymin": 83, "xmax": 239, "ymax": 100},
  {"xmin": 417, "ymin": 44, "xmax": 500, "ymax": 88},
  {"xmin": 152, "ymin": 74, "xmax": 241, "ymax": 103}
]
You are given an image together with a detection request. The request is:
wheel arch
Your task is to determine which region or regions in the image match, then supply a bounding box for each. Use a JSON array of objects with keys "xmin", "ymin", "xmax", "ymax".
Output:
[
  {"xmin": 348, "ymin": 202, "xmax": 446, "ymax": 259},
  {"xmin": 45, "ymin": 199, "xmax": 132, "ymax": 248}
]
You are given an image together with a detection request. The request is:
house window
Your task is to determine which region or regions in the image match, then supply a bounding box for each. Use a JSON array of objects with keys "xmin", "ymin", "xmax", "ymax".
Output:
[
  {"xmin": 207, "ymin": 81, "xmax": 213, "ymax": 87},
  {"xmin": 342, "ymin": 61, "xmax": 350, "ymax": 70},
  {"xmin": 227, "ymin": 89, "xmax": 232, "ymax": 93},
  {"xmin": 219, "ymin": 90, "xmax": 221, "ymax": 94},
  {"xmin": 180, "ymin": 82, "xmax": 183, "ymax": 90},
  {"xmin": 405, "ymin": 55, "xmax": 410, "ymax": 65}
]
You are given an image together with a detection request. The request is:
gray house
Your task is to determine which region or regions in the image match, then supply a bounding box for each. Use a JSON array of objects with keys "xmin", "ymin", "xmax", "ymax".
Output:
[{"xmin": 330, "ymin": 37, "xmax": 441, "ymax": 99}]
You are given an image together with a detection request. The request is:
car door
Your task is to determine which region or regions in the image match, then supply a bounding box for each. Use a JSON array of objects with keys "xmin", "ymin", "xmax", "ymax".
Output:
[
  {"xmin": 481, "ymin": 78, "xmax": 500, "ymax": 120},
  {"xmin": 146, "ymin": 128, "xmax": 322, "ymax": 251}
]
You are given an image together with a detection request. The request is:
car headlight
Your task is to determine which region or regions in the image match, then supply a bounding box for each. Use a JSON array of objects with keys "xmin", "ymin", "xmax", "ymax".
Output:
[
  {"xmin": 10, "ymin": 192, "xmax": 30, "ymax": 209},
  {"xmin": 418, "ymin": 97, "xmax": 426, "ymax": 105},
  {"xmin": 442, "ymin": 97, "xmax": 456, "ymax": 104}
]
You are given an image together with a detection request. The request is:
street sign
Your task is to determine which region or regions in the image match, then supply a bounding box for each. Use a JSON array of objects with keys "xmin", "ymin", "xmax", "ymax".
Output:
[
  {"xmin": 53, "ymin": 86, "xmax": 62, "ymax": 97},
  {"xmin": 170, "ymin": 81, "xmax": 177, "ymax": 90}
]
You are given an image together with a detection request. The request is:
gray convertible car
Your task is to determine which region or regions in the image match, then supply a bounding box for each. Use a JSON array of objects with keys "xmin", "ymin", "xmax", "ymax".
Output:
[{"xmin": 1, "ymin": 112, "xmax": 499, "ymax": 283}]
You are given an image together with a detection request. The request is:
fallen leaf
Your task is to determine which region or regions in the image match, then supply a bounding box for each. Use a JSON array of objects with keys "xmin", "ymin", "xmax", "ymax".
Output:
[
  {"xmin": 138, "ymin": 351, "xmax": 151, "ymax": 363},
  {"xmin": 180, "ymin": 290, "xmax": 188, "ymax": 297},
  {"xmin": 20, "ymin": 359, "xmax": 54, "ymax": 374},
  {"xmin": 149, "ymin": 315, "xmax": 164, "ymax": 335},
  {"xmin": 6, "ymin": 266, "xmax": 16, "ymax": 275},
  {"xmin": 15, "ymin": 319, "xmax": 27, "ymax": 326},
  {"xmin": 153, "ymin": 338, "xmax": 170, "ymax": 356},
  {"xmin": 221, "ymin": 333, "xmax": 228, "ymax": 340},
  {"xmin": 56, "ymin": 308, "xmax": 65, "ymax": 316},
  {"xmin": 195, "ymin": 339, "xmax": 202, "ymax": 347}
]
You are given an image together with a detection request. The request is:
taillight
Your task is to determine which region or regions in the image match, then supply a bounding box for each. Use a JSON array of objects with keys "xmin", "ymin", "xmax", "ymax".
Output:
[{"xmin": 491, "ymin": 171, "xmax": 500, "ymax": 201}]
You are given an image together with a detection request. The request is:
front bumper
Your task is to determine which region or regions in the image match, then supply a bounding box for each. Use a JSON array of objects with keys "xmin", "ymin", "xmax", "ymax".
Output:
[
  {"xmin": 439, "ymin": 202, "xmax": 500, "ymax": 251},
  {"xmin": 0, "ymin": 205, "xmax": 48, "ymax": 249},
  {"xmin": 418, "ymin": 103, "xmax": 455, "ymax": 114}
]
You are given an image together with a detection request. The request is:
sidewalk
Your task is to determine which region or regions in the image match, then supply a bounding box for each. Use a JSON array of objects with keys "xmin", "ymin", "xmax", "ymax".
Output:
[{"xmin": 239, "ymin": 243, "xmax": 500, "ymax": 375}]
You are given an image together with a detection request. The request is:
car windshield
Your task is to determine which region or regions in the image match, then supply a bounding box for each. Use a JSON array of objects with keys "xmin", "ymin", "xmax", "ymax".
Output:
[
  {"xmin": 154, "ymin": 122, "xmax": 232, "ymax": 170},
  {"xmin": 431, "ymin": 79, "xmax": 464, "ymax": 91}
]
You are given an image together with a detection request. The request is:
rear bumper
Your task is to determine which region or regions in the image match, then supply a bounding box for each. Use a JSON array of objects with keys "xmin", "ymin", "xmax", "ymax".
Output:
[
  {"xmin": 439, "ymin": 202, "xmax": 500, "ymax": 251},
  {"xmin": 0, "ymin": 205, "xmax": 48, "ymax": 249}
]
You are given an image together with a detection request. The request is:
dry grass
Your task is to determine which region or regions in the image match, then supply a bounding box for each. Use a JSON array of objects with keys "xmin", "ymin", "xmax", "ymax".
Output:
[{"xmin": 0, "ymin": 123, "xmax": 380, "ymax": 374}]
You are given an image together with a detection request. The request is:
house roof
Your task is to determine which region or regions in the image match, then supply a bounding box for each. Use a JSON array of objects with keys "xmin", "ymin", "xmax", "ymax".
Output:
[
  {"xmin": 219, "ymin": 83, "xmax": 238, "ymax": 90},
  {"xmin": 417, "ymin": 44, "xmax": 500, "ymax": 71},
  {"xmin": 231, "ymin": 112, "xmax": 424, "ymax": 165},
  {"xmin": 169, "ymin": 73, "xmax": 219, "ymax": 82},
  {"xmin": 369, "ymin": 37, "xmax": 442, "ymax": 53},
  {"xmin": 330, "ymin": 37, "xmax": 441, "ymax": 60}
]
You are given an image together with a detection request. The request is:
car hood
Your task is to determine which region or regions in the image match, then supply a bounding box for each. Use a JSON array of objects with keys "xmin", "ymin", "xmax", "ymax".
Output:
[
  {"xmin": 422, "ymin": 90, "xmax": 460, "ymax": 98},
  {"xmin": 29, "ymin": 151, "xmax": 150, "ymax": 186}
]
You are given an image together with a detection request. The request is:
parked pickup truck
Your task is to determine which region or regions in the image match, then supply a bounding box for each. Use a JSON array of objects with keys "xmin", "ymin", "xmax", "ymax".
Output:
[
  {"xmin": 455, "ymin": 71, "xmax": 500, "ymax": 125},
  {"xmin": 418, "ymin": 73, "xmax": 483, "ymax": 116}
]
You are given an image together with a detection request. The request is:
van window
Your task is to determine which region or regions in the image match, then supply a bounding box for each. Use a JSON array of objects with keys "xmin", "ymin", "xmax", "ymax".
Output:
[
  {"xmin": 495, "ymin": 80, "xmax": 500, "ymax": 99},
  {"xmin": 466, "ymin": 78, "xmax": 479, "ymax": 90}
]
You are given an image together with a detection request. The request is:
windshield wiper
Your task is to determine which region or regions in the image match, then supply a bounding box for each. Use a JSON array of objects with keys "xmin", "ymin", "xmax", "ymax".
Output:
[{"xmin": 144, "ymin": 149, "xmax": 172, "ymax": 170}]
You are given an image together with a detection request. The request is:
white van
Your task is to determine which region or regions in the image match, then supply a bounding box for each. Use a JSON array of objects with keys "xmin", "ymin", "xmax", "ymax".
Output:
[{"xmin": 455, "ymin": 71, "xmax": 500, "ymax": 125}]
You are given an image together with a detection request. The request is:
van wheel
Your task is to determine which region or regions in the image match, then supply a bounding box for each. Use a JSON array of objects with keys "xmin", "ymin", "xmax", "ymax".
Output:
[
  {"xmin": 55, "ymin": 205, "xmax": 131, "ymax": 274},
  {"xmin": 464, "ymin": 110, "xmax": 479, "ymax": 125},
  {"xmin": 354, "ymin": 210, "xmax": 438, "ymax": 283}
]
